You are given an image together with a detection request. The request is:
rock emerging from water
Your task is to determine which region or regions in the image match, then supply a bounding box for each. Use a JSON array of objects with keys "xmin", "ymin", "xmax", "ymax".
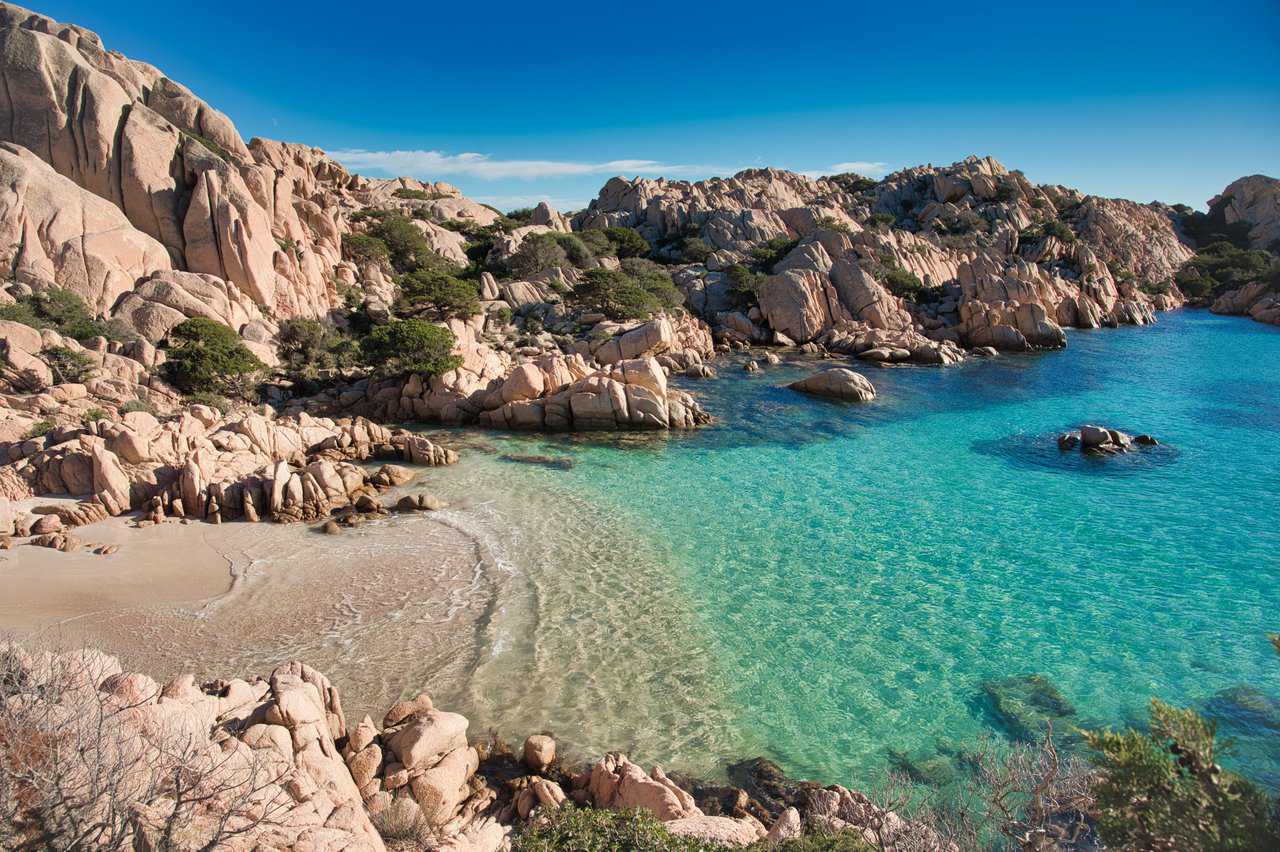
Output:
[
  {"xmin": 788, "ymin": 368, "xmax": 876, "ymax": 402},
  {"xmin": 1057, "ymin": 424, "xmax": 1158, "ymax": 455}
]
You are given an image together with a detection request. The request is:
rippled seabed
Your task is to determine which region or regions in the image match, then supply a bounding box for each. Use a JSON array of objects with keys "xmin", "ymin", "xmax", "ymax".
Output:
[{"xmin": 419, "ymin": 310, "xmax": 1280, "ymax": 792}]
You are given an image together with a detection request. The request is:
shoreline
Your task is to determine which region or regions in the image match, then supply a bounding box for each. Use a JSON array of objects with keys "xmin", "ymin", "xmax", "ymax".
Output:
[{"xmin": 0, "ymin": 492, "xmax": 504, "ymax": 724}]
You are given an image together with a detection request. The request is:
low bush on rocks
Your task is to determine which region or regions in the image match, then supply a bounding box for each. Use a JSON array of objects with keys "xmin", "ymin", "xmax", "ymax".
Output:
[
  {"xmin": 79, "ymin": 407, "xmax": 108, "ymax": 425},
  {"xmin": 21, "ymin": 418, "xmax": 53, "ymax": 440},
  {"xmin": 1175, "ymin": 241, "xmax": 1276, "ymax": 300},
  {"xmin": 0, "ymin": 288, "xmax": 110, "ymax": 341},
  {"xmin": 182, "ymin": 391, "xmax": 231, "ymax": 413},
  {"xmin": 1019, "ymin": 219, "xmax": 1076, "ymax": 244},
  {"xmin": 749, "ymin": 236, "xmax": 800, "ymax": 273},
  {"xmin": 162, "ymin": 317, "xmax": 265, "ymax": 397},
  {"xmin": 395, "ymin": 270, "xmax": 481, "ymax": 321},
  {"xmin": 119, "ymin": 399, "xmax": 155, "ymax": 415},
  {"xmin": 605, "ymin": 226, "xmax": 651, "ymax": 258},
  {"xmin": 679, "ymin": 237, "xmax": 714, "ymax": 264},
  {"xmin": 506, "ymin": 231, "xmax": 625, "ymax": 279},
  {"xmin": 865, "ymin": 212, "xmax": 896, "ymax": 230},
  {"xmin": 726, "ymin": 263, "xmax": 767, "ymax": 306},
  {"xmin": 40, "ymin": 346, "xmax": 94, "ymax": 384},
  {"xmin": 827, "ymin": 173, "xmax": 879, "ymax": 194},
  {"xmin": 277, "ymin": 318, "xmax": 361, "ymax": 377},
  {"xmin": 358, "ymin": 318, "xmax": 461, "ymax": 378},
  {"xmin": 508, "ymin": 232, "xmax": 571, "ymax": 278},
  {"xmin": 341, "ymin": 231, "xmax": 391, "ymax": 266},
  {"xmin": 392, "ymin": 187, "xmax": 448, "ymax": 201},
  {"xmin": 513, "ymin": 806, "xmax": 712, "ymax": 852},
  {"xmin": 572, "ymin": 259, "xmax": 683, "ymax": 321}
]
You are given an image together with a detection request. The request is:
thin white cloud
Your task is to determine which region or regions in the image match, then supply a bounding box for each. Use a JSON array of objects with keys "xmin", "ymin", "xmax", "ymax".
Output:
[
  {"xmin": 329, "ymin": 148, "xmax": 736, "ymax": 181},
  {"xmin": 801, "ymin": 161, "xmax": 892, "ymax": 179}
]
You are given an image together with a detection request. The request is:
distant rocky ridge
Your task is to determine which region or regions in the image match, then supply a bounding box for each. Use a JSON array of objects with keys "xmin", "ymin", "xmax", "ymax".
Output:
[{"xmin": 575, "ymin": 158, "xmax": 1193, "ymax": 358}]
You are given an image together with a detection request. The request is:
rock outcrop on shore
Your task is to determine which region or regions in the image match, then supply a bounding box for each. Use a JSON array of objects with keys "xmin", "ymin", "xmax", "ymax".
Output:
[
  {"xmin": 298, "ymin": 313, "xmax": 713, "ymax": 430},
  {"xmin": 1199, "ymin": 176, "xmax": 1280, "ymax": 327},
  {"xmin": 0, "ymin": 644, "xmax": 934, "ymax": 851},
  {"xmin": 0, "ymin": 405, "xmax": 456, "ymax": 541},
  {"xmin": 1210, "ymin": 175, "xmax": 1280, "ymax": 253}
]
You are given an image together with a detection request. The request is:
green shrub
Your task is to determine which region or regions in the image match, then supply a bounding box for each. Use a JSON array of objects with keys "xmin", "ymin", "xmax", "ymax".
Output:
[
  {"xmin": 277, "ymin": 318, "xmax": 329, "ymax": 362},
  {"xmin": 555, "ymin": 233, "xmax": 596, "ymax": 267},
  {"xmin": 605, "ymin": 226, "xmax": 651, "ymax": 258},
  {"xmin": 814, "ymin": 215, "xmax": 853, "ymax": 235},
  {"xmin": 826, "ymin": 174, "xmax": 879, "ymax": 194},
  {"xmin": 370, "ymin": 215, "xmax": 447, "ymax": 274},
  {"xmin": 80, "ymin": 407, "xmax": 108, "ymax": 425},
  {"xmin": 40, "ymin": 346, "xmax": 95, "ymax": 384},
  {"xmin": 184, "ymin": 391, "xmax": 231, "ymax": 414},
  {"xmin": 0, "ymin": 288, "xmax": 106, "ymax": 341},
  {"xmin": 506, "ymin": 207, "xmax": 537, "ymax": 224},
  {"xmin": 392, "ymin": 187, "xmax": 446, "ymax": 201},
  {"xmin": 1085, "ymin": 699, "xmax": 1280, "ymax": 851},
  {"xmin": 120, "ymin": 399, "xmax": 155, "ymax": 415},
  {"xmin": 1180, "ymin": 206, "xmax": 1255, "ymax": 250},
  {"xmin": 866, "ymin": 212, "xmax": 896, "ymax": 230},
  {"xmin": 726, "ymin": 263, "xmax": 767, "ymax": 304},
  {"xmin": 358, "ymin": 319, "xmax": 461, "ymax": 378},
  {"xmin": 1139, "ymin": 279, "xmax": 1172, "ymax": 296},
  {"xmin": 162, "ymin": 318, "xmax": 265, "ymax": 396},
  {"xmin": 749, "ymin": 236, "xmax": 800, "ymax": 273},
  {"xmin": 489, "ymin": 306, "xmax": 513, "ymax": 326},
  {"xmin": 882, "ymin": 265, "xmax": 926, "ymax": 300},
  {"xmin": 396, "ymin": 270, "xmax": 480, "ymax": 320},
  {"xmin": 181, "ymin": 130, "xmax": 231, "ymax": 162},
  {"xmin": 576, "ymin": 228, "xmax": 614, "ymax": 259},
  {"xmin": 1020, "ymin": 220, "xmax": 1076, "ymax": 244},
  {"xmin": 508, "ymin": 233, "xmax": 570, "ymax": 278},
  {"xmin": 21, "ymin": 419, "xmax": 54, "ymax": 440},
  {"xmin": 342, "ymin": 232, "xmax": 390, "ymax": 266},
  {"xmin": 512, "ymin": 806, "xmax": 713, "ymax": 852},
  {"xmin": 1175, "ymin": 241, "xmax": 1275, "ymax": 300},
  {"xmin": 679, "ymin": 237, "xmax": 714, "ymax": 264},
  {"xmin": 572, "ymin": 260, "xmax": 682, "ymax": 321}
]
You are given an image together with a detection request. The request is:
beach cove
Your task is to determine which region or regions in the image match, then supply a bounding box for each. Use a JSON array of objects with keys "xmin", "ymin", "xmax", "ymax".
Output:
[{"xmin": 6, "ymin": 309, "xmax": 1278, "ymax": 798}]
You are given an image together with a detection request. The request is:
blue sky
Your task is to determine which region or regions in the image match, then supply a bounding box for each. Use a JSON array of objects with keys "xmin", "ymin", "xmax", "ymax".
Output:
[{"xmin": 42, "ymin": 0, "xmax": 1280, "ymax": 212}]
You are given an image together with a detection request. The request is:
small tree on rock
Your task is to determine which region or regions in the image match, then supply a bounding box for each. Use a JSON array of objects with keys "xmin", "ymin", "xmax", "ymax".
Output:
[
  {"xmin": 358, "ymin": 319, "xmax": 461, "ymax": 379},
  {"xmin": 163, "ymin": 317, "xmax": 265, "ymax": 397}
]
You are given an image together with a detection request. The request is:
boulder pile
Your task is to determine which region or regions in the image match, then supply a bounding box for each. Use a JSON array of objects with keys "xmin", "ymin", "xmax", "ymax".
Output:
[
  {"xmin": 0, "ymin": 406, "xmax": 457, "ymax": 539},
  {"xmin": 1057, "ymin": 424, "xmax": 1158, "ymax": 455}
]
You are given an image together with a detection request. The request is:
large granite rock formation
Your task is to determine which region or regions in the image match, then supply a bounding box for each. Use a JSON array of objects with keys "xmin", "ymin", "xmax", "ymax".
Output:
[{"xmin": 577, "ymin": 156, "xmax": 1194, "ymax": 358}]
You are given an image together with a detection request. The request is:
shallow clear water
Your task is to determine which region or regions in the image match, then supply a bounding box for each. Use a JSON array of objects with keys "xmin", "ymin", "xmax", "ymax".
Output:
[{"xmin": 422, "ymin": 310, "xmax": 1280, "ymax": 792}]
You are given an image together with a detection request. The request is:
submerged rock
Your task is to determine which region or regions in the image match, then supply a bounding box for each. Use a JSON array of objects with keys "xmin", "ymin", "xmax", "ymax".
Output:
[
  {"xmin": 500, "ymin": 453, "xmax": 575, "ymax": 470},
  {"xmin": 980, "ymin": 673, "xmax": 1077, "ymax": 742}
]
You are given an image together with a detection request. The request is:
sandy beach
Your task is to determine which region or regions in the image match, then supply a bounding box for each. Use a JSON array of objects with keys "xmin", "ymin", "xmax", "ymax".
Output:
[{"xmin": 0, "ymin": 497, "xmax": 501, "ymax": 722}]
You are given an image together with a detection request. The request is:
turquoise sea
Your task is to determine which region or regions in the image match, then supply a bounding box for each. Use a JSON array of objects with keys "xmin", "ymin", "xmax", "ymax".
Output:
[{"xmin": 421, "ymin": 310, "xmax": 1280, "ymax": 795}]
